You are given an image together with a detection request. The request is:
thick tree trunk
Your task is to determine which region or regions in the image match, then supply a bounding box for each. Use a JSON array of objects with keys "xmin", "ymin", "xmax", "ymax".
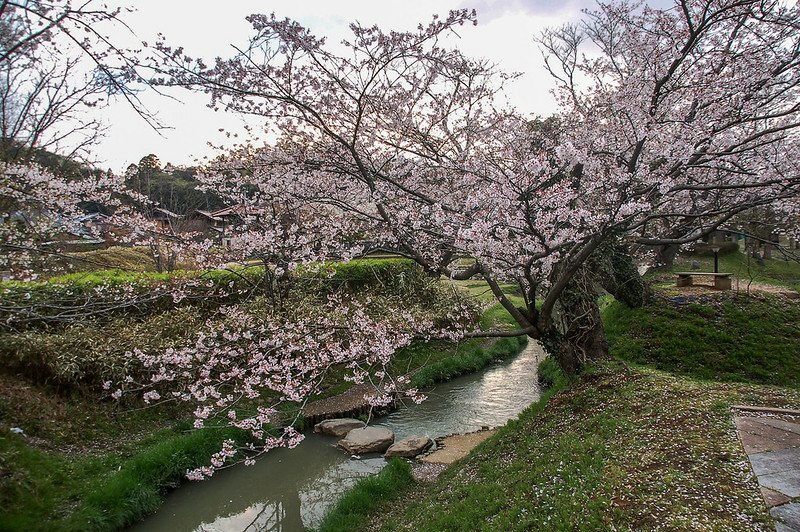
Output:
[
  {"xmin": 541, "ymin": 269, "xmax": 609, "ymax": 374},
  {"xmin": 540, "ymin": 244, "xmax": 648, "ymax": 374},
  {"xmin": 652, "ymin": 244, "xmax": 680, "ymax": 270},
  {"xmin": 593, "ymin": 243, "xmax": 650, "ymax": 308}
]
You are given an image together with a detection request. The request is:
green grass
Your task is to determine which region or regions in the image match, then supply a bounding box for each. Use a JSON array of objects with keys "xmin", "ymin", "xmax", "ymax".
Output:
[
  {"xmin": 603, "ymin": 293, "xmax": 800, "ymax": 388},
  {"xmin": 456, "ymin": 279, "xmax": 521, "ymax": 302},
  {"xmin": 535, "ymin": 356, "xmax": 563, "ymax": 389},
  {"xmin": 354, "ymin": 359, "xmax": 800, "ymax": 531},
  {"xmin": 0, "ymin": 425, "xmax": 248, "ymax": 531},
  {"xmin": 346, "ymin": 287, "xmax": 800, "ymax": 530},
  {"xmin": 318, "ymin": 459, "xmax": 415, "ymax": 532}
]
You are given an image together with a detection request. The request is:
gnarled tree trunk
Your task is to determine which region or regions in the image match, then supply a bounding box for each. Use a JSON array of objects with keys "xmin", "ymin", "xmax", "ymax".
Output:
[
  {"xmin": 541, "ymin": 243, "xmax": 646, "ymax": 374},
  {"xmin": 541, "ymin": 268, "xmax": 609, "ymax": 374},
  {"xmin": 593, "ymin": 242, "xmax": 650, "ymax": 308}
]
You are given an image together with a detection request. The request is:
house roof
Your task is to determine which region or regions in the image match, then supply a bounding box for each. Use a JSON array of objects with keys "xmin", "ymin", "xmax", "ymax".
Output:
[
  {"xmin": 193, "ymin": 209, "xmax": 222, "ymax": 221},
  {"xmin": 152, "ymin": 207, "xmax": 184, "ymax": 219},
  {"xmin": 209, "ymin": 206, "xmax": 239, "ymax": 218}
]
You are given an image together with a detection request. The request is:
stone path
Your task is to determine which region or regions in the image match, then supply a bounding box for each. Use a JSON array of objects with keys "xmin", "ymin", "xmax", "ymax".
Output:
[
  {"xmin": 735, "ymin": 407, "xmax": 800, "ymax": 531},
  {"xmin": 302, "ymin": 384, "xmax": 381, "ymax": 425}
]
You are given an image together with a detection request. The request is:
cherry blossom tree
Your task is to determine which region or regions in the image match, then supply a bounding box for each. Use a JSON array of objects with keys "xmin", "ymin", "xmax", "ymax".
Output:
[
  {"xmin": 3, "ymin": 0, "xmax": 799, "ymax": 477},
  {"xmin": 154, "ymin": 1, "xmax": 799, "ymax": 374},
  {"xmin": 0, "ymin": 0, "xmax": 160, "ymax": 162},
  {"xmin": 537, "ymin": 0, "xmax": 800, "ymax": 270},
  {"xmin": 0, "ymin": 0, "xmax": 164, "ymax": 274}
]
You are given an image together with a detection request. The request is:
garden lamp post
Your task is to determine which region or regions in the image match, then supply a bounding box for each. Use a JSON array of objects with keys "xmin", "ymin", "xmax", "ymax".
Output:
[{"xmin": 712, "ymin": 246, "xmax": 720, "ymax": 273}]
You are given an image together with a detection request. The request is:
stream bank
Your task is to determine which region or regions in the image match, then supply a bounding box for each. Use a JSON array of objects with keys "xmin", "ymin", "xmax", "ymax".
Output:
[
  {"xmin": 131, "ymin": 340, "xmax": 545, "ymax": 531},
  {"xmin": 301, "ymin": 335, "xmax": 528, "ymax": 426},
  {"xmin": 347, "ymin": 289, "xmax": 800, "ymax": 531}
]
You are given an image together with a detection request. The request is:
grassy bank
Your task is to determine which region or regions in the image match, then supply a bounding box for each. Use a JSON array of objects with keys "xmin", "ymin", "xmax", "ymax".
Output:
[
  {"xmin": 0, "ymin": 423, "xmax": 248, "ymax": 531},
  {"xmin": 603, "ymin": 293, "xmax": 800, "ymax": 388},
  {"xmin": 0, "ymin": 271, "xmax": 521, "ymax": 530},
  {"xmin": 403, "ymin": 279, "xmax": 529, "ymax": 389},
  {"xmin": 337, "ymin": 287, "xmax": 800, "ymax": 531},
  {"xmin": 318, "ymin": 459, "xmax": 416, "ymax": 532}
]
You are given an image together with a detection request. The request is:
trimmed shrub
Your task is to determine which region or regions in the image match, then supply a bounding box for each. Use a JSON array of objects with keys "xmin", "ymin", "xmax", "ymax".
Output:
[
  {"xmin": 0, "ymin": 259, "xmax": 427, "ymax": 328},
  {"xmin": 0, "ymin": 307, "xmax": 204, "ymax": 390}
]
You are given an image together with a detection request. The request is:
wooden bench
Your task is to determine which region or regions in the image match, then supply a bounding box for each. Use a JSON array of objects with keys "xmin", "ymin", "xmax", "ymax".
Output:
[{"xmin": 675, "ymin": 272, "xmax": 732, "ymax": 290}]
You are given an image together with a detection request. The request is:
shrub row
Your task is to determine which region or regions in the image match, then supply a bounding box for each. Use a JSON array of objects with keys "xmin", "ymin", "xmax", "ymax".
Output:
[
  {"xmin": 0, "ymin": 259, "xmax": 461, "ymax": 393},
  {"xmin": 0, "ymin": 259, "xmax": 423, "ymax": 328},
  {"xmin": 0, "ymin": 307, "xmax": 203, "ymax": 391}
]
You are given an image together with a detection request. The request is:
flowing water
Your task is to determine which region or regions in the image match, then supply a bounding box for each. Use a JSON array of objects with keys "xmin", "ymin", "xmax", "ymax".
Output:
[{"xmin": 132, "ymin": 341, "xmax": 545, "ymax": 532}]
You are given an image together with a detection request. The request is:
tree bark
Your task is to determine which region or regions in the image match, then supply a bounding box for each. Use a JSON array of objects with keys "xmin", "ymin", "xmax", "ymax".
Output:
[
  {"xmin": 541, "ymin": 268, "xmax": 609, "ymax": 374},
  {"xmin": 593, "ymin": 242, "xmax": 650, "ymax": 308},
  {"xmin": 540, "ymin": 243, "xmax": 648, "ymax": 374},
  {"xmin": 652, "ymin": 243, "xmax": 680, "ymax": 270}
]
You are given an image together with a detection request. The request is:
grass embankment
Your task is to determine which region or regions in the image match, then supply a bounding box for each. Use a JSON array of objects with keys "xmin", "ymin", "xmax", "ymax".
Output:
[
  {"xmin": 409, "ymin": 336, "xmax": 527, "ymax": 390},
  {"xmin": 318, "ymin": 459, "xmax": 416, "ymax": 532},
  {"xmin": 330, "ymin": 267, "xmax": 800, "ymax": 530},
  {"xmin": 604, "ymin": 293, "xmax": 800, "ymax": 387},
  {"xmin": 0, "ymin": 264, "xmax": 527, "ymax": 531},
  {"xmin": 0, "ymin": 423, "xmax": 247, "ymax": 531}
]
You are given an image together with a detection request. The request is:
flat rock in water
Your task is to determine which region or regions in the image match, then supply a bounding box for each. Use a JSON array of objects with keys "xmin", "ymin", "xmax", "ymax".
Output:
[
  {"xmin": 314, "ymin": 418, "xmax": 365, "ymax": 437},
  {"xmin": 338, "ymin": 426, "xmax": 395, "ymax": 455},
  {"xmin": 384, "ymin": 436, "xmax": 433, "ymax": 459}
]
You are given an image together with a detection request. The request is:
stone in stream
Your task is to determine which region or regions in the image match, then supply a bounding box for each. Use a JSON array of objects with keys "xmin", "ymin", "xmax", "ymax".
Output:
[
  {"xmin": 314, "ymin": 418, "xmax": 366, "ymax": 437},
  {"xmin": 338, "ymin": 426, "xmax": 395, "ymax": 455},
  {"xmin": 384, "ymin": 436, "xmax": 433, "ymax": 459}
]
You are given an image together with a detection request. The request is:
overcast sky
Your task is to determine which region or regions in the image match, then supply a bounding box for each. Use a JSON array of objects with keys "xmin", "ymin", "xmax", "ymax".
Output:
[{"xmin": 94, "ymin": 1, "xmax": 594, "ymax": 171}]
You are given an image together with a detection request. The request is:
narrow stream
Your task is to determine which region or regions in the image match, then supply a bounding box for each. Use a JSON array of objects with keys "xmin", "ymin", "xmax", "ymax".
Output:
[{"xmin": 132, "ymin": 341, "xmax": 545, "ymax": 532}]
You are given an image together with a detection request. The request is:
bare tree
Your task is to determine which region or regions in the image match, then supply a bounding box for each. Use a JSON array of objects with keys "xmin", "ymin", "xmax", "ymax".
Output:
[{"xmin": 0, "ymin": 0, "xmax": 161, "ymax": 162}]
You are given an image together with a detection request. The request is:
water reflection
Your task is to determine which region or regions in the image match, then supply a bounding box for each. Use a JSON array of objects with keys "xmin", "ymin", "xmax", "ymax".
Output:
[{"xmin": 131, "ymin": 342, "xmax": 544, "ymax": 532}]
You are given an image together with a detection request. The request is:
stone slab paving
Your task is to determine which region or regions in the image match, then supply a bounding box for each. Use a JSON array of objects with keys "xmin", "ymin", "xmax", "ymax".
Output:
[
  {"xmin": 735, "ymin": 412, "xmax": 800, "ymax": 531},
  {"xmin": 772, "ymin": 503, "xmax": 800, "ymax": 532}
]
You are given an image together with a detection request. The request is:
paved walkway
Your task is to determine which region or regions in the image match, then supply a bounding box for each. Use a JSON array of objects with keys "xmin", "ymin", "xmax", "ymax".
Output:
[{"xmin": 735, "ymin": 407, "xmax": 800, "ymax": 531}]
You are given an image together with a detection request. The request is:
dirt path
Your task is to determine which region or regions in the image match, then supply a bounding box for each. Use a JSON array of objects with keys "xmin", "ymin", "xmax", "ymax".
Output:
[{"xmin": 666, "ymin": 280, "xmax": 798, "ymax": 298}]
